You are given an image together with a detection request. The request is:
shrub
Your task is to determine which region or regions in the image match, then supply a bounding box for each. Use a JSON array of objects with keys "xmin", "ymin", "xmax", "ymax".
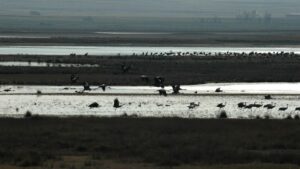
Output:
[
  {"xmin": 84, "ymin": 160, "xmax": 92, "ymax": 167},
  {"xmin": 285, "ymin": 115, "xmax": 293, "ymax": 120},
  {"xmin": 92, "ymin": 153, "xmax": 103, "ymax": 160},
  {"xmin": 120, "ymin": 113, "xmax": 128, "ymax": 118},
  {"xmin": 88, "ymin": 102, "xmax": 99, "ymax": 108},
  {"xmin": 31, "ymin": 114, "xmax": 41, "ymax": 120},
  {"xmin": 264, "ymin": 114, "xmax": 270, "ymax": 120},
  {"xmin": 36, "ymin": 90, "xmax": 42, "ymax": 95},
  {"xmin": 218, "ymin": 110, "xmax": 228, "ymax": 119},
  {"xmin": 76, "ymin": 145, "xmax": 87, "ymax": 152},
  {"xmin": 14, "ymin": 151, "xmax": 43, "ymax": 167},
  {"xmin": 24, "ymin": 111, "xmax": 32, "ymax": 118},
  {"xmin": 129, "ymin": 114, "xmax": 139, "ymax": 118},
  {"xmin": 119, "ymin": 113, "xmax": 138, "ymax": 118}
]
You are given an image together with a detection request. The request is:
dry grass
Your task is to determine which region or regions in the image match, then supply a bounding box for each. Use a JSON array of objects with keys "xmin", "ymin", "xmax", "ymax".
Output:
[
  {"xmin": 0, "ymin": 156, "xmax": 299, "ymax": 169},
  {"xmin": 0, "ymin": 117, "xmax": 300, "ymax": 168}
]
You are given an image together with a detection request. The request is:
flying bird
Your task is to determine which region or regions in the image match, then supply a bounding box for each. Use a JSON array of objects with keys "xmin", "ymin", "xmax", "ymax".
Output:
[
  {"xmin": 70, "ymin": 74, "xmax": 79, "ymax": 83},
  {"xmin": 99, "ymin": 84, "xmax": 107, "ymax": 91},
  {"xmin": 172, "ymin": 84, "xmax": 182, "ymax": 94},
  {"xmin": 83, "ymin": 81, "xmax": 91, "ymax": 91}
]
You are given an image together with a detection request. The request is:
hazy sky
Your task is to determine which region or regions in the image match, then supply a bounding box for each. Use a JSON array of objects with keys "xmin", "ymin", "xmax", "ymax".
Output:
[{"xmin": 1, "ymin": 0, "xmax": 300, "ymax": 18}]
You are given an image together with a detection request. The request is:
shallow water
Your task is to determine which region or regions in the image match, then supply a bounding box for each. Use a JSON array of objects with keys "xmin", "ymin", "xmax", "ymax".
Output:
[
  {"xmin": 0, "ymin": 35, "xmax": 50, "ymax": 39},
  {"xmin": 1, "ymin": 94, "xmax": 299, "ymax": 119},
  {"xmin": 0, "ymin": 61, "xmax": 98, "ymax": 67},
  {"xmin": 0, "ymin": 46, "xmax": 300, "ymax": 56},
  {"xmin": 1, "ymin": 83, "xmax": 300, "ymax": 95},
  {"xmin": 95, "ymin": 32, "xmax": 172, "ymax": 35},
  {"xmin": 0, "ymin": 83, "xmax": 300, "ymax": 118}
]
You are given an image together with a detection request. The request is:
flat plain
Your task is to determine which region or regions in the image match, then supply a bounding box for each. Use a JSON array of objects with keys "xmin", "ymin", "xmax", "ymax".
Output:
[{"xmin": 1, "ymin": 117, "xmax": 300, "ymax": 169}]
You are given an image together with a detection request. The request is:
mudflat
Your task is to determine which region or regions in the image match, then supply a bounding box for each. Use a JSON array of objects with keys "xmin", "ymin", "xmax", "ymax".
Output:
[
  {"xmin": 0, "ymin": 53, "xmax": 299, "ymax": 85},
  {"xmin": 1, "ymin": 31, "xmax": 300, "ymax": 46}
]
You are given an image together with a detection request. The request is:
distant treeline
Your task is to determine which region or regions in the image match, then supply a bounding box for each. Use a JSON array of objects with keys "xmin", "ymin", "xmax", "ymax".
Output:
[{"xmin": 1, "ymin": 16, "xmax": 300, "ymax": 33}]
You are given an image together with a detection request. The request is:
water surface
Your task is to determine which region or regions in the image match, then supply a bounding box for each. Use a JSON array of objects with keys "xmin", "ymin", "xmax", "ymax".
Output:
[{"xmin": 0, "ymin": 46, "xmax": 300, "ymax": 56}]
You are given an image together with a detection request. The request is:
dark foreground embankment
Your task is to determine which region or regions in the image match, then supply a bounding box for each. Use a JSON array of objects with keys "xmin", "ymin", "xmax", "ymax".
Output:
[{"xmin": 0, "ymin": 117, "xmax": 300, "ymax": 168}]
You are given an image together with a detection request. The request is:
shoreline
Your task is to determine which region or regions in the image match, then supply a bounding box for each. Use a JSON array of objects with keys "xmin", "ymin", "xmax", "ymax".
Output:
[
  {"xmin": 2, "ymin": 30, "xmax": 300, "ymax": 47},
  {"xmin": 0, "ymin": 45, "xmax": 299, "ymax": 56},
  {"xmin": 1, "ymin": 83, "xmax": 300, "ymax": 95}
]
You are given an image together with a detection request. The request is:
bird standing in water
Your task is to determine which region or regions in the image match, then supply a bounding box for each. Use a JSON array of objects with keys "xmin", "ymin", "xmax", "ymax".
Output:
[{"xmin": 114, "ymin": 98, "xmax": 122, "ymax": 108}]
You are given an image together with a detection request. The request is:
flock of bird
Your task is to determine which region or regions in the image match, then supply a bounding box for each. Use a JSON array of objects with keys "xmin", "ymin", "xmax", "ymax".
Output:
[
  {"xmin": 82, "ymin": 80, "xmax": 300, "ymax": 113},
  {"xmin": 187, "ymin": 99, "xmax": 300, "ymax": 112},
  {"xmin": 131, "ymin": 51, "xmax": 296, "ymax": 57},
  {"xmin": 68, "ymin": 59, "xmax": 300, "ymax": 114},
  {"xmin": 89, "ymin": 96, "xmax": 299, "ymax": 113},
  {"xmin": 70, "ymin": 72, "xmax": 300, "ymax": 112},
  {"xmin": 69, "ymin": 51, "xmax": 296, "ymax": 57},
  {"xmin": 185, "ymin": 100, "xmax": 300, "ymax": 115}
]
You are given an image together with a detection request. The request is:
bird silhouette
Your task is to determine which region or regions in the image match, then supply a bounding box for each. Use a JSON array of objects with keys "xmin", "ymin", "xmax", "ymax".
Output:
[
  {"xmin": 113, "ymin": 98, "xmax": 122, "ymax": 108},
  {"xmin": 89, "ymin": 102, "xmax": 99, "ymax": 108},
  {"xmin": 83, "ymin": 81, "xmax": 91, "ymax": 91},
  {"xmin": 158, "ymin": 88, "xmax": 167, "ymax": 96},
  {"xmin": 172, "ymin": 84, "xmax": 182, "ymax": 94},
  {"xmin": 188, "ymin": 102, "xmax": 200, "ymax": 109},
  {"xmin": 140, "ymin": 75, "xmax": 149, "ymax": 83},
  {"xmin": 154, "ymin": 76, "xmax": 165, "ymax": 87},
  {"xmin": 263, "ymin": 103, "xmax": 276, "ymax": 109},
  {"xmin": 244, "ymin": 104, "xmax": 254, "ymax": 109},
  {"xmin": 278, "ymin": 104, "xmax": 288, "ymax": 111},
  {"xmin": 237, "ymin": 102, "xmax": 246, "ymax": 108},
  {"xmin": 121, "ymin": 64, "xmax": 131, "ymax": 73},
  {"xmin": 99, "ymin": 84, "xmax": 107, "ymax": 91},
  {"xmin": 70, "ymin": 74, "xmax": 79, "ymax": 83},
  {"xmin": 252, "ymin": 102, "xmax": 263, "ymax": 108},
  {"xmin": 217, "ymin": 102, "xmax": 226, "ymax": 109},
  {"xmin": 215, "ymin": 88, "xmax": 223, "ymax": 93},
  {"xmin": 265, "ymin": 95, "xmax": 272, "ymax": 100}
]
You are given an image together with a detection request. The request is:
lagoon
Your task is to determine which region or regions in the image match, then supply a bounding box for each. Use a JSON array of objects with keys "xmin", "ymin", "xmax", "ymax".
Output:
[{"xmin": 0, "ymin": 46, "xmax": 300, "ymax": 56}]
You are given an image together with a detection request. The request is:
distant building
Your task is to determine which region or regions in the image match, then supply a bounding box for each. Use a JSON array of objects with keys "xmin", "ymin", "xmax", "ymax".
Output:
[
  {"xmin": 29, "ymin": 11, "xmax": 41, "ymax": 16},
  {"xmin": 286, "ymin": 13, "xmax": 300, "ymax": 20}
]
